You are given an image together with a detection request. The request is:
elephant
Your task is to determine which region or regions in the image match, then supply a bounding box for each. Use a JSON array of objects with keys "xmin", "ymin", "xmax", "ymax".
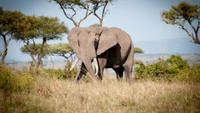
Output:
[{"xmin": 68, "ymin": 24, "xmax": 134, "ymax": 84}]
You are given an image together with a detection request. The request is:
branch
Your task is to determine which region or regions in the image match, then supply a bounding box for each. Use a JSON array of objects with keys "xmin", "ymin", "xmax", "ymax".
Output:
[
  {"xmin": 6, "ymin": 37, "xmax": 12, "ymax": 43},
  {"xmin": 180, "ymin": 25, "xmax": 196, "ymax": 42},
  {"xmin": 0, "ymin": 33, "xmax": 5, "ymax": 40},
  {"xmin": 59, "ymin": 3, "xmax": 78, "ymax": 26},
  {"xmin": 93, "ymin": 2, "xmax": 101, "ymax": 21},
  {"xmin": 77, "ymin": 5, "xmax": 93, "ymax": 26},
  {"xmin": 187, "ymin": 20, "xmax": 196, "ymax": 33},
  {"xmin": 6, "ymin": 33, "xmax": 13, "ymax": 44},
  {"xmin": 196, "ymin": 17, "xmax": 200, "ymax": 33},
  {"xmin": 92, "ymin": 1, "xmax": 109, "ymax": 26},
  {"xmin": 61, "ymin": 53, "xmax": 69, "ymax": 60},
  {"xmin": 24, "ymin": 40, "xmax": 37, "ymax": 64},
  {"xmin": 102, "ymin": 1, "xmax": 108, "ymax": 19}
]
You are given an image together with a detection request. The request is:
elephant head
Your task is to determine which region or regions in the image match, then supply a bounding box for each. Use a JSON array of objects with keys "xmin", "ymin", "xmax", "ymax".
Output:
[{"xmin": 68, "ymin": 24, "xmax": 118, "ymax": 79}]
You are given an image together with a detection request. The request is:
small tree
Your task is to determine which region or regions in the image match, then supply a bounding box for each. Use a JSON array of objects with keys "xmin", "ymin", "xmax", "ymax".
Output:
[
  {"xmin": 49, "ymin": 43, "xmax": 75, "ymax": 61},
  {"xmin": 14, "ymin": 15, "xmax": 68, "ymax": 69},
  {"xmin": 161, "ymin": 2, "xmax": 200, "ymax": 44},
  {"xmin": 0, "ymin": 7, "xmax": 24, "ymax": 65},
  {"xmin": 20, "ymin": 43, "xmax": 51, "ymax": 67},
  {"xmin": 134, "ymin": 47, "xmax": 144, "ymax": 54}
]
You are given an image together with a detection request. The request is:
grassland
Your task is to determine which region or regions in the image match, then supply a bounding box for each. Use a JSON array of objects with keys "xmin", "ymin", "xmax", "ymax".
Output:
[{"xmin": 1, "ymin": 75, "xmax": 200, "ymax": 113}]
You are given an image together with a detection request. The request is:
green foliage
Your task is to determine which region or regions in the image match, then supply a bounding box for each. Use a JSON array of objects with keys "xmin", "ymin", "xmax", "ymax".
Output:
[
  {"xmin": 21, "ymin": 43, "xmax": 51, "ymax": 55},
  {"xmin": 13, "ymin": 15, "xmax": 69, "ymax": 68},
  {"xmin": 134, "ymin": 47, "xmax": 144, "ymax": 54},
  {"xmin": 49, "ymin": 43, "xmax": 75, "ymax": 60},
  {"xmin": 161, "ymin": 2, "xmax": 200, "ymax": 25},
  {"xmin": 0, "ymin": 9, "xmax": 24, "ymax": 34},
  {"xmin": 0, "ymin": 7, "xmax": 25, "ymax": 64},
  {"xmin": 161, "ymin": 2, "xmax": 200, "ymax": 44},
  {"xmin": 14, "ymin": 16, "xmax": 68, "ymax": 40},
  {"xmin": 166, "ymin": 55, "xmax": 189, "ymax": 69},
  {"xmin": 50, "ymin": 43, "xmax": 74, "ymax": 54},
  {"xmin": 135, "ymin": 55, "xmax": 200, "ymax": 82},
  {"xmin": 44, "ymin": 68, "xmax": 65, "ymax": 79},
  {"xmin": 63, "ymin": 62, "xmax": 78, "ymax": 79},
  {"xmin": 37, "ymin": 16, "xmax": 68, "ymax": 40},
  {"xmin": 35, "ymin": 62, "xmax": 78, "ymax": 79},
  {"xmin": 0, "ymin": 66, "xmax": 35, "ymax": 93}
]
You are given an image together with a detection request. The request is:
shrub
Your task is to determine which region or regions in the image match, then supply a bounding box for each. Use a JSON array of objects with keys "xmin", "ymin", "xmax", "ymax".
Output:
[
  {"xmin": 38, "ymin": 62, "xmax": 78, "ymax": 79},
  {"xmin": 44, "ymin": 68, "xmax": 64, "ymax": 79},
  {"xmin": 134, "ymin": 55, "xmax": 200, "ymax": 82},
  {"xmin": 63, "ymin": 62, "xmax": 78, "ymax": 79},
  {"xmin": 0, "ymin": 66, "xmax": 35, "ymax": 92},
  {"xmin": 166, "ymin": 55, "xmax": 189, "ymax": 69}
]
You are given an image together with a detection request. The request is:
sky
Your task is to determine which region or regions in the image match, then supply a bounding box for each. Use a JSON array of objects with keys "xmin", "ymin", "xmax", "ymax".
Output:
[{"xmin": 0, "ymin": 0, "xmax": 200, "ymax": 62}]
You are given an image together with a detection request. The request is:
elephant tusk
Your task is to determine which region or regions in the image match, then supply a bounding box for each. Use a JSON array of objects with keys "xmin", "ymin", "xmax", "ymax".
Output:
[
  {"xmin": 93, "ymin": 58, "xmax": 99, "ymax": 76},
  {"xmin": 70, "ymin": 57, "xmax": 80, "ymax": 71}
]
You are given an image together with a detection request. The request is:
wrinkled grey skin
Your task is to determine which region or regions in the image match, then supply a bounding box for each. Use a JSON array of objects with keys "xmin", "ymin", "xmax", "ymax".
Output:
[{"xmin": 68, "ymin": 24, "xmax": 134, "ymax": 83}]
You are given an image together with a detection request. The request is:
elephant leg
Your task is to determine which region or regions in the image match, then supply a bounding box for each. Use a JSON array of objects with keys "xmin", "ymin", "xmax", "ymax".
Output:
[
  {"xmin": 124, "ymin": 65, "xmax": 132, "ymax": 84},
  {"xmin": 96, "ymin": 57, "xmax": 107, "ymax": 80},
  {"xmin": 74, "ymin": 63, "xmax": 87, "ymax": 82},
  {"xmin": 113, "ymin": 66, "xmax": 124, "ymax": 81},
  {"xmin": 123, "ymin": 51, "xmax": 134, "ymax": 84}
]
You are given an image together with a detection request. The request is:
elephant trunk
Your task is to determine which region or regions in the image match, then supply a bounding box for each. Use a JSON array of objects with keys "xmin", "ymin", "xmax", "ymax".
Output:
[
  {"xmin": 83, "ymin": 59, "xmax": 99, "ymax": 80},
  {"xmin": 70, "ymin": 58, "xmax": 99, "ymax": 76}
]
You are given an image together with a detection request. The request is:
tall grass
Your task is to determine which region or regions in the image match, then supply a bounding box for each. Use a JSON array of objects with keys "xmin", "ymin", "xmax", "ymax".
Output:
[{"xmin": 1, "ymin": 74, "xmax": 200, "ymax": 113}]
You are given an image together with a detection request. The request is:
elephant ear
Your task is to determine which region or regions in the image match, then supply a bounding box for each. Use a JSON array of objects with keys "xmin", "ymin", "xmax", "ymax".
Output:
[
  {"xmin": 97, "ymin": 28, "xmax": 118, "ymax": 55},
  {"xmin": 67, "ymin": 27, "xmax": 80, "ymax": 54}
]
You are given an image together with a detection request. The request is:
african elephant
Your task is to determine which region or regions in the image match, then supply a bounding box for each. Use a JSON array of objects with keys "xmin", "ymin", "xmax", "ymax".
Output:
[{"xmin": 68, "ymin": 24, "xmax": 134, "ymax": 84}]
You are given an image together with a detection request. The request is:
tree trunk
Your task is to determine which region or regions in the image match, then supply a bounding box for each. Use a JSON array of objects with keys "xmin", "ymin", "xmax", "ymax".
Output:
[
  {"xmin": 1, "ymin": 36, "xmax": 9, "ymax": 65},
  {"xmin": 35, "ymin": 38, "xmax": 46, "ymax": 69},
  {"xmin": 194, "ymin": 31, "xmax": 200, "ymax": 44}
]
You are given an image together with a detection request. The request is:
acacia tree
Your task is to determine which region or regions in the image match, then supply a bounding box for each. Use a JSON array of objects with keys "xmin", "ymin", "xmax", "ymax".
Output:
[
  {"xmin": 0, "ymin": 7, "xmax": 24, "ymax": 65},
  {"xmin": 14, "ymin": 15, "xmax": 68, "ymax": 69},
  {"xmin": 134, "ymin": 47, "xmax": 144, "ymax": 54},
  {"xmin": 49, "ymin": 43, "xmax": 75, "ymax": 61},
  {"xmin": 161, "ymin": 2, "xmax": 200, "ymax": 44},
  {"xmin": 20, "ymin": 43, "xmax": 51, "ymax": 67},
  {"xmin": 51, "ymin": 0, "xmax": 115, "ymax": 26}
]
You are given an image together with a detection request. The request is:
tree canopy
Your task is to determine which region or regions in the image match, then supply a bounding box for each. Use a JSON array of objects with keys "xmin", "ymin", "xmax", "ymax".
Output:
[
  {"xmin": 20, "ymin": 44, "xmax": 51, "ymax": 56},
  {"xmin": 49, "ymin": 43, "xmax": 75, "ymax": 61},
  {"xmin": 161, "ymin": 2, "xmax": 200, "ymax": 44},
  {"xmin": 14, "ymin": 15, "xmax": 68, "ymax": 68},
  {"xmin": 134, "ymin": 47, "xmax": 144, "ymax": 54},
  {"xmin": 0, "ymin": 7, "xmax": 25, "ymax": 65},
  {"xmin": 51, "ymin": 0, "xmax": 115, "ymax": 26}
]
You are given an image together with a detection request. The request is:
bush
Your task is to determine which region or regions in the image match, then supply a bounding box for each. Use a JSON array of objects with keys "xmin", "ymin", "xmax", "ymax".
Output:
[
  {"xmin": 44, "ymin": 68, "xmax": 64, "ymax": 79},
  {"xmin": 63, "ymin": 62, "xmax": 78, "ymax": 79},
  {"xmin": 38, "ymin": 62, "xmax": 78, "ymax": 79},
  {"xmin": 166, "ymin": 55, "xmax": 189, "ymax": 69},
  {"xmin": 134, "ymin": 55, "xmax": 200, "ymax": 82},
  {"xmin": 0, "ymin": 66, "xmax": 35, "ymax": 93}
]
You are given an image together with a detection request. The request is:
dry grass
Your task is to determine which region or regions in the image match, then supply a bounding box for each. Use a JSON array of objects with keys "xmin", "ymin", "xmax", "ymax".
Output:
[{"xmin": 1, "ymin": 76, "xmax": 200, "ymax": 113}]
